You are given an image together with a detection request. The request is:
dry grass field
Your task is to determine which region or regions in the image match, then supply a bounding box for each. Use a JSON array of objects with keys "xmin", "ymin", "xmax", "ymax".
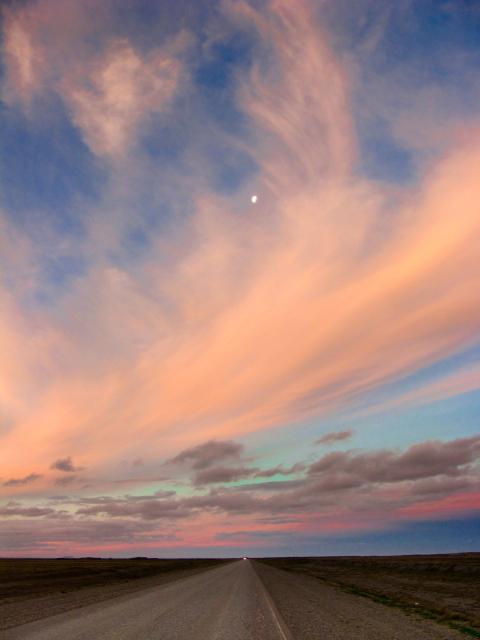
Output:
[{"xmin": 259, "ymin": 554, "xmax": 480, "ymax": 637}]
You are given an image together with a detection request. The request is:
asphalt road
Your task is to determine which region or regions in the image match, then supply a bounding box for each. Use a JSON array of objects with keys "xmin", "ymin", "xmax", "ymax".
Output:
[{"xmin": 3, "ymin": 560, "xmax": 464, "ymax": 639}]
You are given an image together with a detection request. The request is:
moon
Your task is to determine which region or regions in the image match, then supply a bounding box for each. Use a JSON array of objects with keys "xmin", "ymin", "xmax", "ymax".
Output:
[{"xmin": 251, "ymin": 195, "xmax": 258, "ymax": 204}]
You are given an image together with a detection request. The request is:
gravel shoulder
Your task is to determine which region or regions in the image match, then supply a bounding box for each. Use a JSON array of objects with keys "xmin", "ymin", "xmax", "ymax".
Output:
[
  {"xmin": 257, "ymin": 554, "xmax": 480, "ymax": 637},
  {"xmin": 254, "ymin": 560, "xmax": 467, "ymax": 640}
]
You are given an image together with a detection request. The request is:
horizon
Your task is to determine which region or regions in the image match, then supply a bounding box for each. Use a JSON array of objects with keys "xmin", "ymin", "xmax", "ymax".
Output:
[
  {"xmin": 0, "ymin": 0, "xmax": 479, "ymax": 558},
  {"xmin": 3, "ymin": 551, "xmax": 480, "ymax": 560}
]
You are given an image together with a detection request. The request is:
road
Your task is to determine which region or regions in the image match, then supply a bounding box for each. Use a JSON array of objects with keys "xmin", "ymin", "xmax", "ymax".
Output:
[{"xmin": 2, "ymin": 560, "xmax": 463, "ymax": 639}]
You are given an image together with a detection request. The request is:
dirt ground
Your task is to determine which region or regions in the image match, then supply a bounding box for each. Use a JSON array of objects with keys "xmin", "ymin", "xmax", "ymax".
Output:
[{"xmin": 259, "ymin": 554, "xmax": 480, "ymax": 637}]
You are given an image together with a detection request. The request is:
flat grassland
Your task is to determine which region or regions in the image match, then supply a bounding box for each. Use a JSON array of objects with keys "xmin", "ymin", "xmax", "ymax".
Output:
[
  {"xmin": 0, "ymin": 557, "xmax": 228, "ymax": 630},
  {"xmin": 260, "ymin": 554, "xmax": 480, "ymax": 637}
]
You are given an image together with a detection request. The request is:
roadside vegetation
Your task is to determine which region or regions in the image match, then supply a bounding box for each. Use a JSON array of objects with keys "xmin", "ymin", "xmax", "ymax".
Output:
[{"xmin": 260, "ymin": 554, "xmax": 480, "ymax": 637}]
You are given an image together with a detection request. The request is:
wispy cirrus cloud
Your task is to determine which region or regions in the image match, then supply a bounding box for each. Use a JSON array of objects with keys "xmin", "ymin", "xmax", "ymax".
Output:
[
  {"xmin": 1, "ymin": 9, "xmax": 41, "ymax": 105},
  {"xmin": 1, "ymin": 0, "xmax": 106, "ymax": 107},
  {"xmin": 2, "ymin": 0, "xmax": 187, "ymax": 159},
  {"xmin": 350, "ymin": 361, "xmax": 480, "ymax": 420},
  {"xmin": 62, "ymin": 37, "xmax": 186, "ymax": 159}
]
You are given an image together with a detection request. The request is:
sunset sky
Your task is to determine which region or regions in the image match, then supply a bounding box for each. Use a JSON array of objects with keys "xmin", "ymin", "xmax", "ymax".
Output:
[{"xmin": 1, "ymin": 0, "xmax": 479, "ymax": 557}]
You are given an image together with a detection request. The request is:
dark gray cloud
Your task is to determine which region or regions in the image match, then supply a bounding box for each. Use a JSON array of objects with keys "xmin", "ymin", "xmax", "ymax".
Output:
[
  {"xmin": 50, "ymin": 456, "xmax": 83, "ymax": 473},
  {"xmin": 76, "ymin": 494, "xmax": 188, "ymax": 521},
  {"xmin": 55, "ymin": 475, "xmax": 79, "ymax": 487},
  {"xmin": 187, "ymin": 490, "xmax": 262, "ymax": 515},
  {"xmin": 237, "ymin": 480, "xmax": 304, "ymax": 492},
  {"xmin": 110, "ymin": 475, "xmax": 168, "ymax": 485},
  {"xmin": 75, "ymin": 490, "xmax": 175, "ymax": 506},
  {"xmin": 54, "ymin": 436, "xmax": 480, "ymax": 524},
  {"xmin": 0, "ymin": 505, "xmax": 59, "ymax": 518},
  {"xmin": 193, "ymin": 465, "xmax": 256, "ymax": 485},
  {"xmin": 3, "ymin": 472, "xmax": 42, "ymax": 487},
  {"xmin": 216, "ymin": 529, "xmax": 292, "ymax": 541},
  {"xmin": 71, "ymin": 488, "xmax": 262, "ymax": 520},
  {"xmin": 315, "ymin": 429, "xmax": 355, "ymax": 445},
  {"xmin": 255, "ymin": 515, "xmax": 301, "ymax": 525},
  {"xmin": 0, "ymin": 517, "xmax": 178, "ymax": 552},
  {"xmin": 308, "ymin": 436, "xmax": 480, "ymax": 483},
  {"xmin": 168, "ymin": 440, "xmax": 244, "ymax": 470},
  {"xmin": 254, "ymin": 463, "xmax": 305, "ymax": 478},
  {"xmin": 409, "ymin": 476, "xmax": 475, "ymax": 496}
]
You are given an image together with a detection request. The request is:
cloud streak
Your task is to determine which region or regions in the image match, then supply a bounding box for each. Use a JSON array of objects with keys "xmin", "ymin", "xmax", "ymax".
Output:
[
  {"xmin": 3, "ymin": 473, "xmax": 42, "ymax": 487},
  {"xmin": 168, "ymin": 440, "xmax": 245, "ymax": 470},
  {"xmin": 63, "ymin": 37, "xmax": 185, "ymax": 158},
  {"xmin": 315, "ymin": 430, "xmax": 355, "ymax": 446}
]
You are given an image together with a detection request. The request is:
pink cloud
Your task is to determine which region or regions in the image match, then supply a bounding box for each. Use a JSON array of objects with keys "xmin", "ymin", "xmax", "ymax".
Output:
[
  {"xmin": 397, "ymin": 492, "xmax": 480, "ymax": 520},
  {"xmin": 231, "ymin": 0, "xmax": 354, "ymax": 186},
  {"xmin": 1, "ymin": 0, "xmax": 103, "ymax": 107},
  {"xmin": 1, "ymin": 9, "xmax": 42, "ymax": 106},
  {"xmin": 63, "ymin": 38, "xmax": 185, "ymax": 158},
  {"xmin": 350, "ymin": 362, "xmax": 480, "ymax": 420},
  {"xmin": 1, "ymin": 1, "xmax": 186, "ymax": 157}
]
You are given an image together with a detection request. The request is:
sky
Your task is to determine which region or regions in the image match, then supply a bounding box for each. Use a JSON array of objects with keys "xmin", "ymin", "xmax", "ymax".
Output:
[{"xmin": 0, "ymin": 0, "xmax": 479, "ymax": 558}]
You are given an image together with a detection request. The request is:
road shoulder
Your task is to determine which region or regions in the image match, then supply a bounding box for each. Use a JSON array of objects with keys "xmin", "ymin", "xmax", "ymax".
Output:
[{"xmin": 253, "ymin": 560, "xmax": 466, "ymax": 640}]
